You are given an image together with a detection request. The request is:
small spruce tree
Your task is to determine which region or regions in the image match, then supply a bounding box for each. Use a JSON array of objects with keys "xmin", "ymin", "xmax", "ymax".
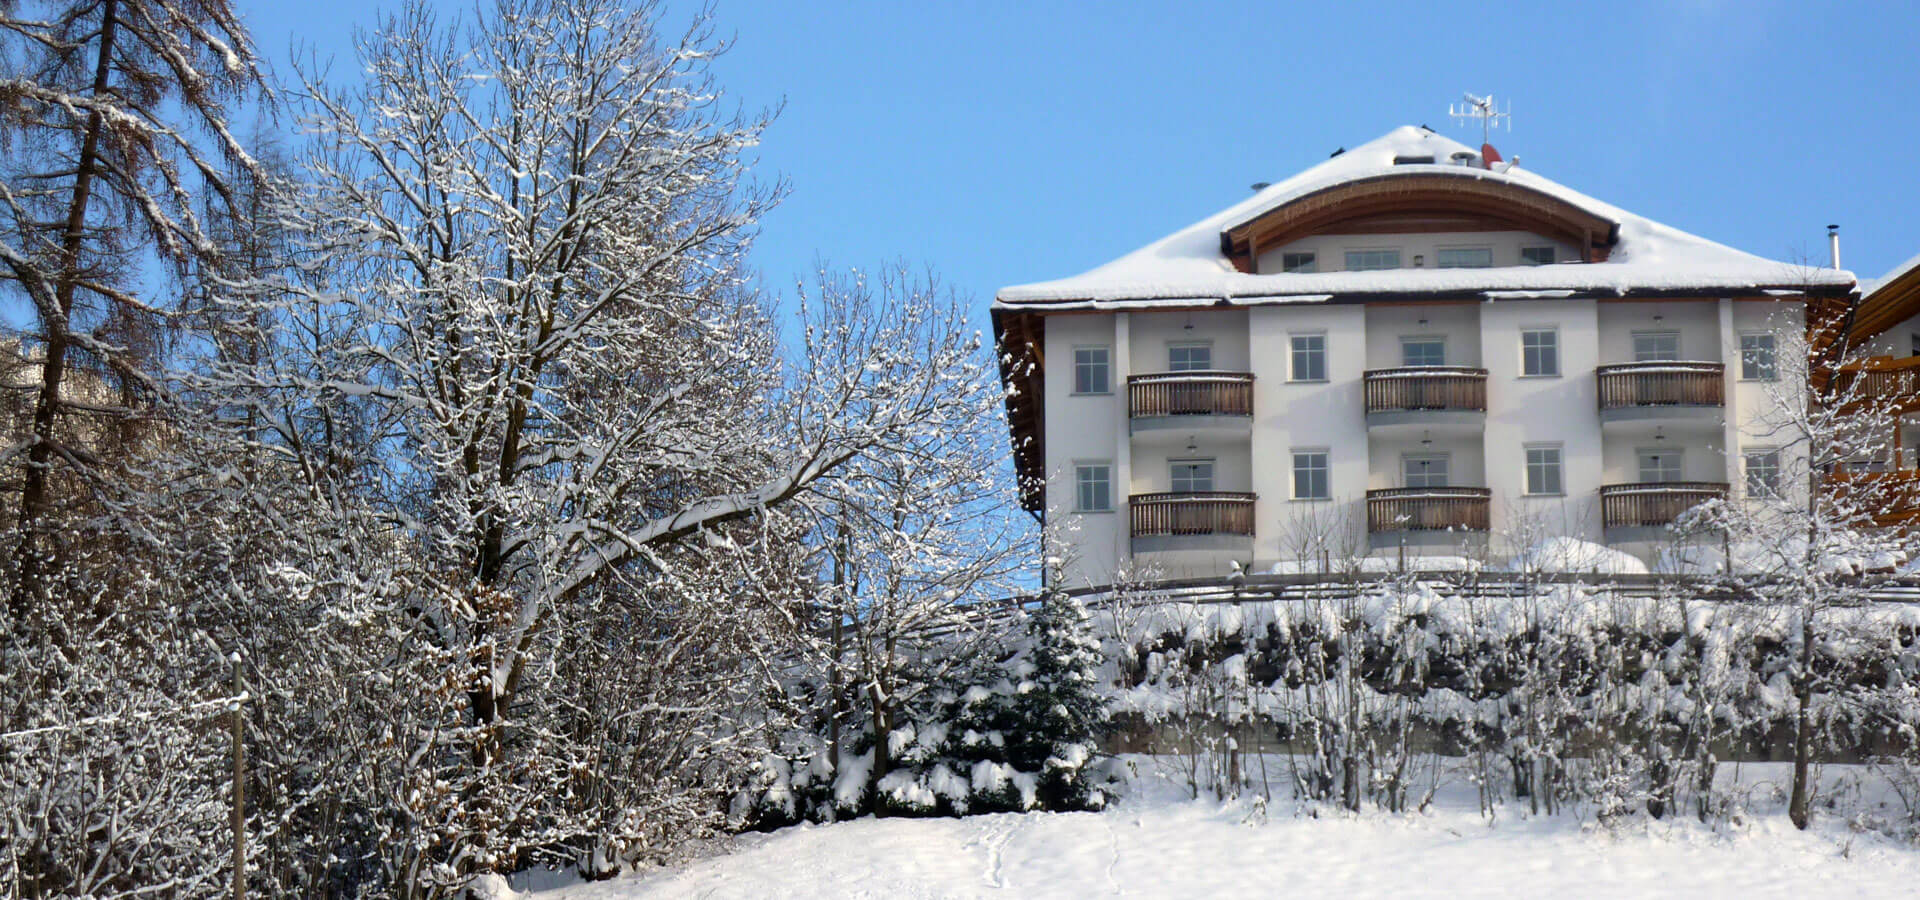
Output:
[{"xmin": 1009, "ymin": 588, "xmax": 1112, "ymax": 810}]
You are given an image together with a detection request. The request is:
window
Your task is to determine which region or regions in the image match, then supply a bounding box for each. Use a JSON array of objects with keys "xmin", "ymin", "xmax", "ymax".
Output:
[
  {"xmin": 1170, "ymin": 459, "xmax": 1215, "ymax": 493},
  {"xmin": 1073, "ymin": 346, "xmax": 1110, "ymax": 394},
  {"xmin": 1740, "ymin": 333, "xmax": 1777, "ymax": 381},
  {"xmin": 1436, "ymin": 247, "xmax": 1493, "ymax": 269},
  {"xmin": 1290, "ymin": 333, "xmax": 1327, "ymax": 381},
  {"xmin": 1402, "ymin": 453, "xmax": 1449, "ymax": 488},
  {"xmin": 1345, "ymin": 249, "xmax": 1401, "ymax": 271},
  {"xmin": 1521, "ymin": 328, "xmax": 1559, "ymax": 376},
  {"xmin": 1521, "ymin": 246, "xmax": 1556, "ymax": 266},
  {"xmin": 1744, "ymin": 449, "xmax": 1782, "ymax": 496},
  {"xmin": 1074, "ymin": 463, "xmax": 1112, "ymax": 512},
  {"xmin": 1633, "ymin": 331, "xmax": 1681, "ymax": 362},
  {"xmin": 1911, "ymin": 333, "xmax": 1920, "ymax": 358},
  {"xmin": 1525, "ymin": 445, "xmax": 1563, "ymax": 495},
  {"xmin": 1292, "ymin": 450, "xmax": 1330, "ymax": 500},
  {"xmin": 1281, "ymin": 251, "xmax": 1317, "ymax": 273},
  {"xmin": 1401, "ymin": 337, "xmax": 1446, "ymax": 368},
  {"xmin": 1168, "ymin": 342, "xmax": 1211, "ymax": 372},
  {"xmin": 1637, "ymin": 448, "xmax": 1682, "ymax": 483}
]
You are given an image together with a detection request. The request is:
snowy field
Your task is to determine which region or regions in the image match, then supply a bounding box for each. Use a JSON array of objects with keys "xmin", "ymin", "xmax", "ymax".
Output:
[{"xmin": 530, "ymin": 759, "xmax": 1920, "ymax": 899}]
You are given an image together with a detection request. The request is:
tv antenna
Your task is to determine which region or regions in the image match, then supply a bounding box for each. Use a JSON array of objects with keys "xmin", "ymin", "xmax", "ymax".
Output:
[{"xmin": 1449, "ymin": 93, "xmax": 1511, "ymax": 145}]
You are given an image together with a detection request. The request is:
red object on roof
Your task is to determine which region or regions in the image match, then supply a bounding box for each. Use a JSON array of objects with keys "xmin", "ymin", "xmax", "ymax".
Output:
[{"xmin": 1481, "ymin": 143, "xmax": 1504, "ymax": 168}]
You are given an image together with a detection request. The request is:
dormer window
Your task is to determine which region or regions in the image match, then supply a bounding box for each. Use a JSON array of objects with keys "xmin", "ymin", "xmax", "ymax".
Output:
[
  {"xmin": 1281, "ymin": 252, "xmax": 1317, "ymax": 273},
  {"xmin": 1436, "ymin": 247, "xmax": 1493, "ymax": 269},
  {"xmin": 1345, "ymin": 249, "xmax": 1401, "ymax": 271},
  {"xmin": 1521, "ymin": 246, "xmax": 1556, "ymax": 266}
]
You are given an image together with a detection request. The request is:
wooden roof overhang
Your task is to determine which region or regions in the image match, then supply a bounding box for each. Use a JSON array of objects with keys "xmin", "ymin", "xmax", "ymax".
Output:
[
  {"xmin": 1219, "ymin": 172, "xmax": 1622, "ymax": 272},
  {"xmin": 1849, "ymin": 261, "xmax": 1920, "ymax": 344},
  {"xmin": 992, "ymin": 307, "xmax": 1047, "ymax": 513}
]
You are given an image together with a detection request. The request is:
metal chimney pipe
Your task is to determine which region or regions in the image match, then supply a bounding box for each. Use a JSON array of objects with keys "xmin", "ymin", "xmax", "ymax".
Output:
[{"xmin": 1828, "ymin": 224, "xmax": 1841, "ymax": 270}]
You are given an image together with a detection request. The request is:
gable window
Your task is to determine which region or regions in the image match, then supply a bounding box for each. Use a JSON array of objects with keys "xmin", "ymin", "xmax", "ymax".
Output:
[
  {"xmin": 1281, "ymin": 251, "xmax": 1317, "ymax": 273},
  {"xmin": 1171, "ymin": 459, "xmax": 1215, "ymax": 493},
  {"xmin": 1633, "ymin": 331, "xmax": 1681, "ymax": 362},
  {"xmin": 1525, "ymin": 445, "xmax": 1563, "ymax": 495},
  {"xmin": 1290, "ymin": 333, "xmax": 1327, "ymax": 381},
  {"xmin": 1911, "ymin": 333, "xmax": 1920, "ymax": 358},
  {"xmin": 1345, "ymin": 249, "xmax": 1401, "ymax": 271},
  {"xmin": 1168, "ymin": 342, "xmax": 1211, "ymax": 372},
  {"xmin": 1401, "ymin": 337, "xmax": 1446, "ymax": 368},
  {"xmin": 1637, "ymin": 448, "xmax": 1682, "ymax": 483},
  {"xmin": 1521, "ymin": 246, "xmax": 1557, "ymax": 266},
  {"xmin": 1073, "ymin": 346, "xmax": 1111, "ymax": 394},
  {"xmin": 1074, "ymin": 462, "xmax": 1112, "ymax": 512},
  {"xmin": 1436, "ymin": 247, "xmax": 1493, "ymax": 269},
  {"xmin": 1744, "ymin": 449, "xmax": 1782, "ymax": 496},
  {"xmin": 1521, "ymin": 328, "xmax": 1560, "ymax": 377},
  {"xmin": 1402, "ymin": 453, "xmax": 1450, "ymax": 488},
  {"xmin": 1740, "ymin": 333, "xmax": 1777, "ymax": 381},
  {"xmin": 1292, "ymin": 450, "xmax": 1330, "ymax": 500}
]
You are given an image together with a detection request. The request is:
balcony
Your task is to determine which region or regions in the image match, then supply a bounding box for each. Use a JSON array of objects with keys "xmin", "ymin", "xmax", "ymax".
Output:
[
  {"xmin": 1363, "ymin": 366, "xmax": 1487, "ymax": 430},
  {"xmin": 1596, "ymin": 362, "xmax": 1724, "ymax": 426},
  {"xmin": 1365, "ymin": 487, "xmax": 1491, "ymax": 549},
  {"xmin": 1599, "ymin": 481, "xmax": 1728, "ymax": 542},
  {"xmin": 1825, "ymin": 466, "xmax": 1920, "ymax": 527},
  {"xmin": 1827, "ymin": 356, "xmax": 1920, "ymax": 415},
  {"xmin": 1129, "ymin": 491, "xmax": 1256, "ymax": 553},
  {"xmin": 1128, "ymin": 372, "xmax": 1254, "ymax": 439}
]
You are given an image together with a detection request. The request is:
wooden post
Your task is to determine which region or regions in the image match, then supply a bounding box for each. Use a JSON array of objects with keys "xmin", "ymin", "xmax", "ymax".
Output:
[{"xmin": 230, "ymin": 651, "xmax": 246, "ymax": 900}]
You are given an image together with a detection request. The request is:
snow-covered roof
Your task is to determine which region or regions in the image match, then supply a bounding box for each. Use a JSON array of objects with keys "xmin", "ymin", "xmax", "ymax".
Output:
[
  {"xmin": 1863, "ymin": 250, "xmax": 1920, "ymax": 299},
  {"xmin": 995, "ymin": 126, "xmax": 1855, "ymax": 309}
]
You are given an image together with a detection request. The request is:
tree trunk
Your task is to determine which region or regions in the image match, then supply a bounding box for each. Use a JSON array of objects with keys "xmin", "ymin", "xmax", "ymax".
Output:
[
  {"xmin": 12, "ymin": 0, "xmax": 120, "ymax": 618},
  {"xmin": 1789, "ymin": 611, "xmax": 1815, "ymax": 830}
]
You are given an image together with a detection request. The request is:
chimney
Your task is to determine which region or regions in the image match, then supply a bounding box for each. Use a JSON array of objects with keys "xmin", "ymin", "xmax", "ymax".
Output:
[{"xmin": 1828, "ymin": 224, "xmax": 1841, "ymax": 270}]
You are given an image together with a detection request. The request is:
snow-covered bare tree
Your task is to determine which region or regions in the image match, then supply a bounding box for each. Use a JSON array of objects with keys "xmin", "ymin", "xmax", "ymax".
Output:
[
  {"xmin": 0, "ymin": 0, "xmax": 266, "ymax": 613},
  {"xmin": 1681, "ymin": 298, "xmax": 1917, "ymax": 829},
  {"xmin": 176, "ymin": 2, "xmax": 999, "ymax": 891}
]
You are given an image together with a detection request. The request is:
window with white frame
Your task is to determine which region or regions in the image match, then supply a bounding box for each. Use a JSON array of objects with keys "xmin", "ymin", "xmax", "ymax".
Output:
[
  {"xmin": 1402, "ymin": 453, "xmax": 1450, "ymax": 488},
  {"xmin": 1401, "ymin": 336, "xmax": 1446, "ymax": 367},
  {"xmin": 1292, "ymin": 450, "xmax": 1330, "ymax": 500},
  {"xmin": 1290, "ymin": 333, "xmax": 1327, "ymax": 381},
  {"xmin": 1525, "ymin": 445, "xmax": 1563, "ymax": 495},
  {"xmin": 1521, "ymin": 246, "xmax": 1556, "ymax": 266},
  {"xmin": 1436, "ymin": 247, "xmax": 1493, "ymax": 269},
  {"xmin": 1637, "ymin": 447, "xmax": 1682, "ymax": 483},
  {"xmin": 1281, "ymin": 251, "xmax": 1317, "ymax": 273},
  {"xmin": 1744, "ymin": 449, "xmax": 1782, "ymax": 496},
  {"xmin": 1344, "ymin": 249, "xmax": 1401, "ymax": 271},
  {"xmin": 1170, "ymin": 459, "xmax": 1215, "ymax": 493},
  {"xmin": 1521, "ymin": 328, "xmax": 1560, "ymax": 376},
  {"xmin": 1073, "ymin": 346, "xmax": 1110, "ymax": 394},
  {"xmin": 1074, "ymin": 462, "xmax": 1112, "ymax": 512},
  {"xmin": 1740, "ymin": 333, "xmax": 1777, "ymax": 381},
  {"xmin": 1168, "ymin": 342, "xmax": 1212, "ymax": 372},
  {"xmin": 1633, "ymin": 331, "xmax": 1680, "ymax": 362}
]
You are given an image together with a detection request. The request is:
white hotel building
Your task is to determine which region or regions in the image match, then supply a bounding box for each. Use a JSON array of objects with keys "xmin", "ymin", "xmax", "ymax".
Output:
[{"xmin": 993, "ymin": 127, "xmax": 1857, "ymax": 585}]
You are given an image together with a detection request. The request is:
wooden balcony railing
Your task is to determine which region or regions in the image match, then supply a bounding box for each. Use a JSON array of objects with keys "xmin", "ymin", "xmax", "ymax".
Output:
[
  {"xmin": 1129, "ymin": 491, "xmax": 1256, "ymax": 539},
  {"xmin": 1828, "ymin": 356, "xmax": 1920, "ymax": 414},
  {"xmin": 1127, "ymin": 372, "xmax": 1254, "ymax": 419},
  {"xmin": 1596, "ymin": 362, "xmax": 1724, "ymax": 410},
  {"xmin": 1365, "ymin": 487, "xmax": 1491, "ymax": 533},
  {"xmin": 1824, "ymin": 468, "xmax": 1920, "ymax": 527},
  {"xmin": 1598, "ymin": 482, "xmax": 1728, "ymax": 529},
  {"xmin": 1363, "ymin": 366, "xmax": 1488, "ymax": 413}
]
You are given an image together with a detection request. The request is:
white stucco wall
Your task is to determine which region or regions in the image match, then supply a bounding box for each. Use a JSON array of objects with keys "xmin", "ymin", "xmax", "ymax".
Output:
[
  {"xmin": 1363, "ymin": 303, "xmax": 1483, "ymax": 368},
  {"xmin": 1128, "ymin": 309, "xmax": 1250, "ymax": 373},
  {"xmin": 1597, "ymin": 300, "xmax": 1722, "ymax": 363},
  {"xmin": 1480, "ymin": 298, "xmax": 1604, "ymax": 551},
  {"xmin": 1250, "ymin": 304, "xmax": 1370, "ymax": 565}
]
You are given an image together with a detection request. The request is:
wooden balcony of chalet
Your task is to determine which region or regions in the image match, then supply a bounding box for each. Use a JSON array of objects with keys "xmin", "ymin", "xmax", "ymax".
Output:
[
  {"xmin": 1127, "ymin": 371, "xmax": 1254, "ymax": 437},
  {"xmin": 1129, "ymin": 491, "xmax": 1256, "ymax": 553},
  {"xmin": 1826, "ymin": 356, "xmax": 1920, "ymax": 415},
  {"xmin": 1596, "ymin": 361, "xmax": 1725, "ymax": 425},
  {"xmin": 1825, "ymin": 464, "xmax": 1920, "ymax": 528},
  {"xmin": 1362, "ymin": 366, "xmax": 1487, "ymax": 429},
  {"xmin": 1365, "ymin": 487, "xmax": 1491, "ymax": 548},
  {"xmin": 1599, "ymin": 482, "xmax": 1728, "ymax": 542}
]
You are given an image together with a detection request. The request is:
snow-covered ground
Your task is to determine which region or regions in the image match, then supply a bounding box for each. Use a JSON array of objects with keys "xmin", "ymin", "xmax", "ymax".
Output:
[{"xmin": 528, "ymin": 758, "xmax": 1920, "ymax": 899}]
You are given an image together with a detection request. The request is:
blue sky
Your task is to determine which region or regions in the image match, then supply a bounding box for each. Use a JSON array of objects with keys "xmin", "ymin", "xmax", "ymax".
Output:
[{"xmin": 226, "ymin": 0, "xmax": 1920, "ymax": 332}]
